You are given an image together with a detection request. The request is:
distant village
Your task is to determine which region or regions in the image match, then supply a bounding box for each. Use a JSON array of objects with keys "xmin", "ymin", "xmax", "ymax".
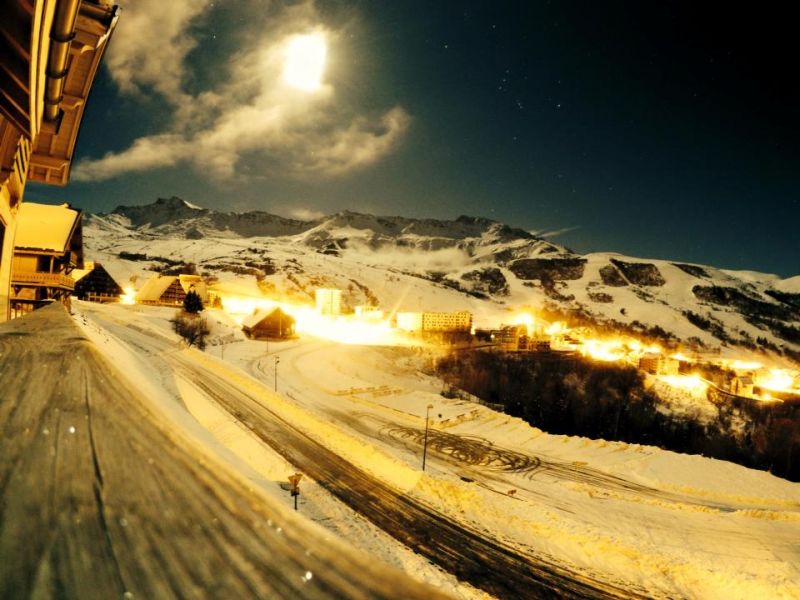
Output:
[{"xmin": 5, "ymin": 203, "xmax": 798, "ymax": 407}]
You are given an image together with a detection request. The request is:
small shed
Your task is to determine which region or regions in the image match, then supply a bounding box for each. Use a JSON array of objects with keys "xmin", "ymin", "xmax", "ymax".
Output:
[
  {"xmin": 242, "ymin": 307, "xmax": 296, "ymax": 340},
  {"xmin": 72, "ymin": 261, "xmax": 123, "ymax": 302}
]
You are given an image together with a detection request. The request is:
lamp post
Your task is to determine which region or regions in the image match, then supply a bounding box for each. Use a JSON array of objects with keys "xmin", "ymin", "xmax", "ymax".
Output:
[
  {"xmin": 274, "ymin": 356, "xmax": 280, "ymax": 393},
  {"xmin": 422, "ymin": 403, "xmax": 434, "ymax": 471}
]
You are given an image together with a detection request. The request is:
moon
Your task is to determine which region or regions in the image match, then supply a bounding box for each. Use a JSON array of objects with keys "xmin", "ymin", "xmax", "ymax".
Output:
[{"xmin": 282, "ymin": 34, "xmax": 327, "ymax": 92}]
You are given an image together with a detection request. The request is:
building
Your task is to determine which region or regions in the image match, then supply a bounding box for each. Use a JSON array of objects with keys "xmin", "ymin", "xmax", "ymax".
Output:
[
  {"xmin": 639, "ymin": 352, "xmax": 680, "ymax": 376},
  {"xmin": 1, "ymin": 0, "xmax": 118, "ymax": 321},
  {"xmin": 136, "ymin": 274, "xmax": 208, "ymax": 307},
  {"xmin": 315, "ymin": 288, "xmax": 342, "ymax": 315},
  {"xmin": 497, "ymin": 325, "xmax": 527, "ymax": 351},
  {"xmin": 396, "ymin": 310, "xmax": 473, "ymax": 333},
  {"xmin": 242, "ymin": 307, "xmax": 296, "ymax": 340},
  {"xmin": 422, "ymin": 311, "xmax": 472, "ymax": 332},
  {"xmin": 72, "ymin": 261, "xmax": 123, "ymax": 302},
  {"xmin": 9, "ymin": 202, "xmax": 82, "ymax": 317},
  {"xmin": 730, "ymin": 376, "xmax": 755, "ymax": 398},
  {"xmin": 354, "ymin": 305, "xmax": 383, "ymax": 320}
]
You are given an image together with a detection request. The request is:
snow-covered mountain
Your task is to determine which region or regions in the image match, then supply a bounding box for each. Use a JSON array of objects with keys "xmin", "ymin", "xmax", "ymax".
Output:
[{"xmin": 85, "ymin": 196, "xmax": 800, "ymax": 360}]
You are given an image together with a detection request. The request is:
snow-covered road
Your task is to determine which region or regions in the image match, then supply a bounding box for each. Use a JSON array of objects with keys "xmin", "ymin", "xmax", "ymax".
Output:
[{"xmin": 78, "ymin": 302, "xmax": 800, "ymax": 599}]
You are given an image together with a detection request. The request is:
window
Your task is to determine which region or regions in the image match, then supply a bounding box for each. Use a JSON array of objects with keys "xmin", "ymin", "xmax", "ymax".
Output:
[{"xmin": 37, "ymin": 256, "xmax": 51, "ymax": 273}]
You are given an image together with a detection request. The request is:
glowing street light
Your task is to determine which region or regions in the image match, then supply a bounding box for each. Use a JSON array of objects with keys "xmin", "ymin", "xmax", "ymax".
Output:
[{"xmin": 422, "ymin": 403, "xmax": 434, "ymax": 471}]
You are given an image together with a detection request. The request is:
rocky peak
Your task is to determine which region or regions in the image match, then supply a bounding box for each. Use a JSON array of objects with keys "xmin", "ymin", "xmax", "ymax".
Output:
[{"xmin": 111, "ymin": 196, "xmax": 207, "ymax": 228}]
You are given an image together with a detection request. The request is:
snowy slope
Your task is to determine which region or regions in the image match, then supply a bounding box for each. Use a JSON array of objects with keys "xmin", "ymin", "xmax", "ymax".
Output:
[
  {"xmin": 84, "ymin": 197, "xmax": 800, "ymax": 360},
  {"xmin": 76, "ymin": 300, "xmax": 800, "ymax": 600}
]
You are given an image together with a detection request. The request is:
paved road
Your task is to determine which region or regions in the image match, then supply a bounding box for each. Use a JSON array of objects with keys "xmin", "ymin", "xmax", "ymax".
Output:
[
  {"xmin": 0, "ymin": 305, "xmax": 447, "ymax": 599},
  {"xmin": 84, "ymin": 306, "xmax": 651, "ymax": 600}
]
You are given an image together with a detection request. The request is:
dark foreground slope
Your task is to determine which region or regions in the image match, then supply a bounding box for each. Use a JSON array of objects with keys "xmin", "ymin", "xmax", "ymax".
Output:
[{"xmin": 0, "ymin": 304, "xmax": 446, "ymax": 600}]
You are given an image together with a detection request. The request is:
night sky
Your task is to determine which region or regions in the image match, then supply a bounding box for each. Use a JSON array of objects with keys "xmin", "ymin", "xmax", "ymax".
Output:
[{"xmin": 29, "ymin": 1, "xmax": 799, "ymax": 276}]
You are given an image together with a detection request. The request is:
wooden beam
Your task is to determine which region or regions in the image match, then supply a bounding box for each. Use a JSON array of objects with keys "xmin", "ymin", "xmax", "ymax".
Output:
[
  {"xmin": 61, "ymin": 92, "xmax": 84, "ymax": 110},
  {"xmin": 29, "ymin": 153, "xmax": 68, "ymax": 170}
]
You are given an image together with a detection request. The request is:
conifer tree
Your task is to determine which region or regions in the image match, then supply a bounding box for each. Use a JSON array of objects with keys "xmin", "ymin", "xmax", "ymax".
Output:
[{"xmin": 183, "ymin": 289, "xmax": 203, "ymax": 313}]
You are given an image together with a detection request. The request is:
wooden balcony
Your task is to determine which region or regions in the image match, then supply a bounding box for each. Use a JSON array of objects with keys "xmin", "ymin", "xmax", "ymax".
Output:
[{"xmin": 11, "ymin": 270, "xmax": 75, "ymax": 289}]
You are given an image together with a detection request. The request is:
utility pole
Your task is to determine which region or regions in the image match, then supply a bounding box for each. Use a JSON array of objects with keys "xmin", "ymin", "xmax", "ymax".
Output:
[
  {"xmin": 274, "ymin": 356, "xmax": 280, "ymax": 392},
  {"xmin": 422, "ymin": 403, "xmax": 434, "ymax": 471}
]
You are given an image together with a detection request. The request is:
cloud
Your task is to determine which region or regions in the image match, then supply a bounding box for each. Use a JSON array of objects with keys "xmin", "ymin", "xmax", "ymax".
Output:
[
  {"xmin": 345, "ymin": 241, "xmax": 474, "ymax": 272},
  {"xmin": 72, "ymin": 134, "xmax": 190, "ymax": 182},
  {"xmin": 531, "ymin": 226, "xmax": 581, "ymax": 239},
  {"xmin": 298, "ymin": 107, "xmax": 411, "ymax": 175},
  {"xmin": 288, "ymin": 208, "xmax": 326, "ymax": 221},
  {"xmin": 105, "ymin": 0, "xmax": 212, "ymax": 104},
  {"xmin": 75, "ymin": 1, "xmax": 410, "ymax": 182}
]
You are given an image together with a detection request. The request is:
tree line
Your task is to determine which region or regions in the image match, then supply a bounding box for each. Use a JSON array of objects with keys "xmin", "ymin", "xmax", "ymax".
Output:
[{"xmin": 435, "ymin": 351, "xmax": 800, "ymax": 481}]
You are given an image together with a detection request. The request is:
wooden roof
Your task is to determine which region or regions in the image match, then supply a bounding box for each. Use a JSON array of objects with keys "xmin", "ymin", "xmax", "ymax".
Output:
[
  {"xmin": 242, "ymin": 307, "xmax": 295, "ymax": 330},
  {"xmin": 14, "ymin": 201, "xmax": 81, "ymax": 254},
  {"xmin": 28, "ymin": 1, "xmax": 118, "ymax": 185},
  {"xmin": 136, "ymin": 275, "xmax": 208, "ymax": 303}
]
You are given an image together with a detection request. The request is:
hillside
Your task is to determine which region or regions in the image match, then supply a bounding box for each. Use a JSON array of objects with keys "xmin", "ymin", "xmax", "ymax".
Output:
[{"xmin": 86, "ymin": 196, "xmax": 800, "ymax": 361}]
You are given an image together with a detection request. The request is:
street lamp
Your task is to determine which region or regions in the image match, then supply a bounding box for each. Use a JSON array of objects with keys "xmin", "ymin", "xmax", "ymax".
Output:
[
  {"xmin": 274, "ymin": 356, "xmax": 280, "ymax": 393},
  {"xmin": 422, "ymin": 403, "xmax": 434, "ymax": 471}
]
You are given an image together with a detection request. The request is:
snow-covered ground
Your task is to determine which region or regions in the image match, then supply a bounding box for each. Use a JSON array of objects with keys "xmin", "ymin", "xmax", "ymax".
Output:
[
  {"xmin": 83, "ymin": 201, "xmax": 800, "ymax": 363},
  {"xmin": 75, "ymin": 301, "xmax": 800, "ymax": 599}
]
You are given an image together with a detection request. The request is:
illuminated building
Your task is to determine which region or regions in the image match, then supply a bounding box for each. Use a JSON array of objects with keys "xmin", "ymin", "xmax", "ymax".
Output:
[
  {"xmin": 396, "ymin": 310, "xmax": 472, "ymax": 333},
  {"xmin": 9, "ymin": 202, "xmax": 82, "ymax": 317},
  {"xmin": 242, "ymin": 307, "xmax": 296, "ymax": 340},
  {"xmin": 497, "ymin": 324, "xmax": 527, "ymax": 351},
  {"xmin": 315, "ymin": 288, "xmax": 342, "ymax": 315},
  {"xmin": 136, "ymin": 275, "xmax": 208, "ymax": 307},
  {"xmin": 0, "ymin": 0, "xmax": 118, "ymax": 320},
  {"xmin": 639, "ymin": 352, "xmax": 679, "ymax": 375},
  {"xmin": 71, "ymin": 261, "xmax": 123, "ymax": 303},
  {"xmin": 730, "ymin": 376, "xmax": 755, "ymax": 398}
]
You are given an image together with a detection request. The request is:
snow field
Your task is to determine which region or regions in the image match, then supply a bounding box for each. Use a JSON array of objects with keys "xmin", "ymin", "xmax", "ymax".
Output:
[{"xmin": 76, "ymin": 301, "xmax": 800, "ymax": 599}]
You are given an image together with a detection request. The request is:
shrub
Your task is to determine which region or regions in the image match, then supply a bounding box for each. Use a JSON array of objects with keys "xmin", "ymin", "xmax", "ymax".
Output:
[{"xmin": 171, "ymin": 313, "xmax": 210, "ymax": 349}]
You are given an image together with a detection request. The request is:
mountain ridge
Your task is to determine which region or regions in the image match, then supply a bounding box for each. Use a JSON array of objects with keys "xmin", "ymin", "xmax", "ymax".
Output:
[{"xmin": 85, "ymin": 197, "xmax": 800, "ymax": 361}]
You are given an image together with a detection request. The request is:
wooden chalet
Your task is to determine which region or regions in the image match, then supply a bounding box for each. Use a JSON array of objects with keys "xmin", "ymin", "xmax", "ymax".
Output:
[
  {"xmin": 242, "ymin": 307, "xmax": 296, "ymax": 340},
  {"xmin": 136, "ymin": 274, "xmax": 209, "ymax": 307},
  {"xmin": 72, "ymin": 260, "xmax": 122, "ymax": 302},
  {"xmin": 1, "ymin": 0, "xmax": 118, "ymax": 321},
  {"xmin": 10, "ymin": 201, "xmax": 82, "ymax": 317}
]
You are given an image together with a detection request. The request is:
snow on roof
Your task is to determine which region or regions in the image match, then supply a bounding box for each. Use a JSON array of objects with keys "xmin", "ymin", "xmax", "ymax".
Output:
[
  {"xmin": 136, "ymin": 274, "xmax": 208, "ymax": 302},
  {"xmin": 241, "ymin": 307, "xmax": 291, "ymax": 330},
  {"xmin": 71, "ymin": 260, "xmax": 96, "ymax": 283},
  {"xmin": 14, "ymin": 202, "xmax": 81, "ymax": 253},
  {"xmin": 136, "ymin": 275, "xmax": 178, "ymax": 302}
]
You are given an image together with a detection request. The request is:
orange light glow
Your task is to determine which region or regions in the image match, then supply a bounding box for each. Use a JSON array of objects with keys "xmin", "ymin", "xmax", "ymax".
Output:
[
  {"xmin": 510, "ymin": 313, "xmax": 534, "ymax": 328},
  {"xmin": 724, "ymin": 359, "xmax": 763, "ymax": 371},
  {"xmin": 757, "ymin": 368, "xmax": 798, "ymax": 394},
  {"xmin": 545, "ymin": 321, "xmax": 567, "ymax": 336},
  {"xmin": 217, "ymin": 292, "xmax": 411, "ymax": 346},
  {"xmin": 581, "ymin": 339, "xmax": 626, "ymax": 362},
  {"xmin": 120, "ymin": 287, "xmax": 136, "ymax": 305}
]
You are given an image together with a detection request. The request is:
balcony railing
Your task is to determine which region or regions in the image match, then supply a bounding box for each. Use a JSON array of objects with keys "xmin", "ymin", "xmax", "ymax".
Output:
[{"xmin": 11, "ymin": 271, "xmax": 75, "ymax": 290}]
